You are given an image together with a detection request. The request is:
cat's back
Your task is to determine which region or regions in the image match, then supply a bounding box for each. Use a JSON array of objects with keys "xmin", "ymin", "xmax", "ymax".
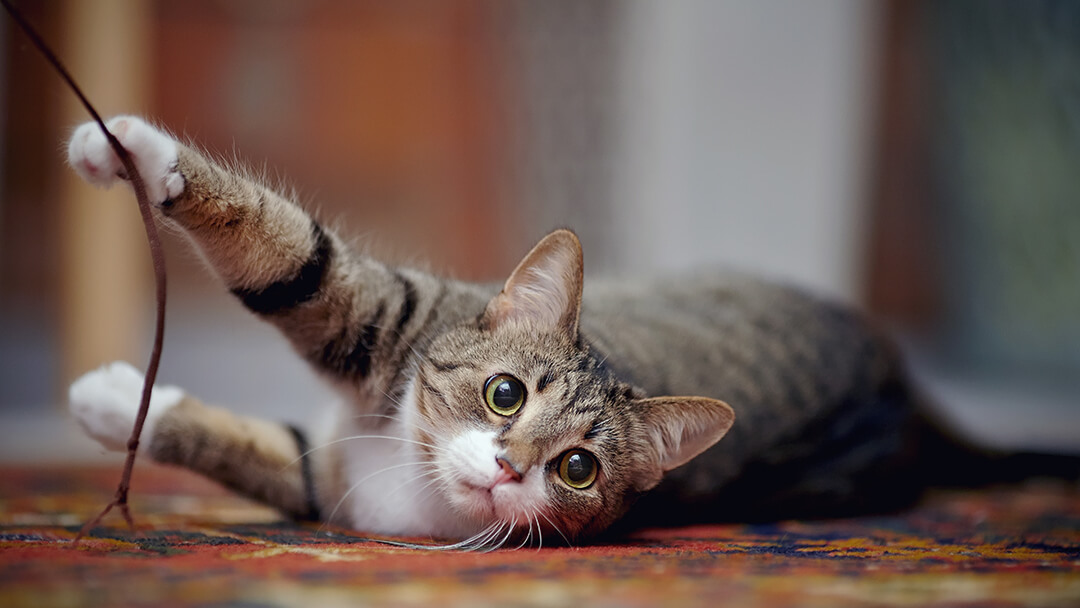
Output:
[
  {"xmin": 580, "ymin": 270, "xmax": 896, "ymax": 401},
  {"xmin": 580, "ymin": 270, "xmax": 910, "ymax": 494}
]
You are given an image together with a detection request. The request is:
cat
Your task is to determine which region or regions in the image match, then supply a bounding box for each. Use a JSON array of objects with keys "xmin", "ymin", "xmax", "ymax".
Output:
[{"xmin": 63, "ymin": 116, "xmax": 1024, "ymax": 547}]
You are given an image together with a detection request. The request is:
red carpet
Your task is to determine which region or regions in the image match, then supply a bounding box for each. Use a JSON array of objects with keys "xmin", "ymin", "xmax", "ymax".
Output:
[{"xmin": 1, "ymin": 465, "xmax": 1078, "ymax": 607}]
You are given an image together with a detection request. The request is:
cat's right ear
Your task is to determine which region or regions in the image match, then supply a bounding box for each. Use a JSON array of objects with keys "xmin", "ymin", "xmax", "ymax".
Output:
[
  {"xmin": 636, "ymin": 396, "xmax": 735, "ymax": 477},
  {"xmin": 481, "ymin": 229, "xmax": 584, "ymax": 337}
]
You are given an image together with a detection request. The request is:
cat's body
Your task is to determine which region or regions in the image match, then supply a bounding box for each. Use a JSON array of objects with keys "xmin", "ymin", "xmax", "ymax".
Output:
[
  {"xmin": 65, "ymin": 117, "xmax": 957, "ymax": 545},
  {"xmin": 582, "ymin": 273, "xmax": 925, "ymax": 529}
]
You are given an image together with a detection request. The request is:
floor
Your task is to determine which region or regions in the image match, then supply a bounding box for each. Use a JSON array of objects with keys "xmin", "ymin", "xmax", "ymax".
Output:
[{"xmin": 1, "ymin": 465, "xmax": 1078, "ymax": 608}]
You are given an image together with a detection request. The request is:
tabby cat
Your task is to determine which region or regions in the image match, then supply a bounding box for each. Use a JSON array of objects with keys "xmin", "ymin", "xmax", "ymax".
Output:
[{"xmin": 66, "ymin": 116, "xmax": 947, "ymax": 547}]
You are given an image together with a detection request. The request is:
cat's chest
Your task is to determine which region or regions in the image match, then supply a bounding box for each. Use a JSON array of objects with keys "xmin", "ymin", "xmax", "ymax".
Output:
[{"xmin": 333, "ymin": 387, "xmax": 473, "ymax": 539}]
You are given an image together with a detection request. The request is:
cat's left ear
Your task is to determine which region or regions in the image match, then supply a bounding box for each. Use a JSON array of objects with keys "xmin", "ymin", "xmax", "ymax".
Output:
[
  {"xmin": 482, "ymin": 229, "xmax": 584, "ymax": 337},
  {"xmin": 637, "ymin": 396, "xmax": 735, "ymax": 474}
]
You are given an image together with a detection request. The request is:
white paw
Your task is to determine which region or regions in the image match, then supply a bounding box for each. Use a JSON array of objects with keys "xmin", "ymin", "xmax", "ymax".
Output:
[
  {"xmin": 69, "ymin": 361, "xmax": 185, "ymax": 453},
  {"xmin": 67, "ymin": 116, "xmax": 184, "ymax": 205}
]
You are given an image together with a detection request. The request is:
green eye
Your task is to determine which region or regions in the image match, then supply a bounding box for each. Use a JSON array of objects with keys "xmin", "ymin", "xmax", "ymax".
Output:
[
  {"xmin": 558, "ymin": 449, "xmax": 598, "ymax": 489},
  {"xmin": 484, "ymin": 374, "xmax": 525, "ymax": 416}
]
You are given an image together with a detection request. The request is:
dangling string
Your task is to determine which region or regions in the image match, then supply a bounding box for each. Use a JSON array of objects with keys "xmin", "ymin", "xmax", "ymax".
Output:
[{"xmin": 1, "ymin": 0, "xmax": 168, "ymax": 542}]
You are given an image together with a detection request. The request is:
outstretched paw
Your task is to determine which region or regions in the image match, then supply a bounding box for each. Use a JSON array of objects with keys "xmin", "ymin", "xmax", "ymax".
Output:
[
  {"xmin": 67, "ymin": 116, "xmax": 184, "ymax": 205},
  {"xmin": 69, "ymin": 361, "xmax": 185, "ymax": 453}
]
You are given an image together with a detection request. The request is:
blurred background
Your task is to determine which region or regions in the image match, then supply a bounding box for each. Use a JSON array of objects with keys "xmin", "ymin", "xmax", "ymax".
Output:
[{"xmin": 1, "ymin": 0, "xmax": 1077, "ymax": 463}]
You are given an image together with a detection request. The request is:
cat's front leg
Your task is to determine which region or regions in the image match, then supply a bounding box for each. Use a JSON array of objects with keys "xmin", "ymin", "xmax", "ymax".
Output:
[
  {"xmin": 70, "ymin": 362, "xmax": 320, "ymax": 520},
  {"xmin": 65, "ymin": 116, "xmax": 459, "ymax": 395},
  {"xmin": 67, "ymin": 116, "xmax": 314, "ymax": 291},
  {"xmin": 69, "ymin": 361, "xmax": 184, "ymax": 454}
]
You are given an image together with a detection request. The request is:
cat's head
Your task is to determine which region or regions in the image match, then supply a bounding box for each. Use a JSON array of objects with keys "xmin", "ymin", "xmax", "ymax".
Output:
[{"xmin": 414, "ymin": 230, "xmax": 734, "ymax": 544}]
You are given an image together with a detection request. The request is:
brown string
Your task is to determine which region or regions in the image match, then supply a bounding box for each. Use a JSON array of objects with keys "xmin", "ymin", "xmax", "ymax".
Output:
[{"xmin": 1, "ymin": 0, "xmax": 168, "ymax": 542}]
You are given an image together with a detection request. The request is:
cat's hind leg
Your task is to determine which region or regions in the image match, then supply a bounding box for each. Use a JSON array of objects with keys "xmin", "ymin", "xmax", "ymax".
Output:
[{"xmin": 70, "ymin": 362, "xmax": 321, "ymax": 521}]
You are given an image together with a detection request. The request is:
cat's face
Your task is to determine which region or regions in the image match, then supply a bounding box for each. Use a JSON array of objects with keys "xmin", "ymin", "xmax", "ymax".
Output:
[
  {"xmin": 407, "ymin": 230, "xmax": 734, "ymax": 544},
  {"xmin": 414, "ymin": 324, "xmax": 654, "ymax": 542}
]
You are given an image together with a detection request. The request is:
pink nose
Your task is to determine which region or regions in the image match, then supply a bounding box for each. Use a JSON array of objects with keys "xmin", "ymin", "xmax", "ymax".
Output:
[{"xmin": 494, "ymin": 457, "xmax": 523, "ymax": 485}]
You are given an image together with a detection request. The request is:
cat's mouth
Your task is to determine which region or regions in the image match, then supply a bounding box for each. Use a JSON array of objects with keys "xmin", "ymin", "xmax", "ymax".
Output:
[
  {"xmin": 438, "ymin": 430, "xmax": 549, "ymax": 532},
  {"xmin": 457, "ymin": 480, "xmax": 501, "ymax": 517},
  {"xmin": 453, "ymin": 476, "xmax": 540, "ymax": 525},
  {"xmin": 449, "ymin": 481, "xmax": 561, "ymax": 548}
]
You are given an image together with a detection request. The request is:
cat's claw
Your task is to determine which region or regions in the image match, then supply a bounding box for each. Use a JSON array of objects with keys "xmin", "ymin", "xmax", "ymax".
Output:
[
  {"xmin": 67, "ymin": 116, "xmax": 184, "ymax": 206},
  {"xmin": 69, "ymin": 361, "xmax": 184, "ymax": 453}
]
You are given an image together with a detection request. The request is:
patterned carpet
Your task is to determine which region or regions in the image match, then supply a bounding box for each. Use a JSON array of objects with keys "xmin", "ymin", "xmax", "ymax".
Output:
[{"xmin": 1, "ymin": 464, "xmax": 1078, "ymax": 607}]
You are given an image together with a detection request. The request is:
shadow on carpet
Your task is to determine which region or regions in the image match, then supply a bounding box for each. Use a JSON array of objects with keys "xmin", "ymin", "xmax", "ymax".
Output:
[{"xmin": 1, "ymin": 465, "xmax": 1078, "ymax": 607}]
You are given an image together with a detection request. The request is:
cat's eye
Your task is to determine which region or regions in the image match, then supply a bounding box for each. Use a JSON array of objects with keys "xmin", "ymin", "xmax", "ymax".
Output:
[
  {"xmin": 484, "ymin": 374, "xmax": 525, "ymax": 416},
  {"xmin": 558, "ymin": 449, "xmax": 598, "ymax": 489}
]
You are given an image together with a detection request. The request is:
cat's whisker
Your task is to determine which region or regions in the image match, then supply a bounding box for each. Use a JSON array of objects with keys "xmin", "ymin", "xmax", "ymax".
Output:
[
  {"xmin": 347, "ymin": 510, "xmax": 522, "ymax": 553},
  {"xmin": 375, "ymin": 464, "xmax": 442, "ymax": 505},
  {"xmin": 458, "ymin": 519, "xmax": 504, "ymax": 552},
  {"xmin": 390, "ymin": 324, "xmax": 440, "ymax": 365},
  {"xmin": 504, "ymin": 516, "xmax": 521, "ymax": 550},
  {"xmin": 530, "ymin": 511, "xmax": 544, "ymax": 551},
  {"xmin": 537, "ymin": 513, "xmax": 545, "ymax": 551},
  {"xmin": 377, "ymin": 512, "xmax": 528, "ymax": 553},
  {"xmin": 515, "ymin": 517, "xmax": 533, "ymax": 550},
  {"xmin": 463, "ymin": 525, "xmax": 496, "ymax": 552},
  {"xmin": 318, "ymin": 460, "xmax": 432, "ymax": 534},
  {"xmin": 379, "ymin": 321, "xmax": 430, "ymax": 365},
  {"xmin": 537, "ymin": 510, "xmax": 572, "ymax": 548},
  {"xmin": 474, "ymin": 521, "xmax": 509, "ymax": 550},
  {"xmin": 350, "ymin": 413, "xmax": 399, "ymax": 423},
  {"xmin": 283, "ymin": 433, "xmax": 442, "ymax": 470},
  {"xmin": 375, "ymin": 385, "xmax": 409, "ymax": 413},
  {"xmin": 365, "ymin": 320, "xmax": 433, "ymax": 368},
  {"xmin": 471, "ymin": 520, "xmax": 506, "ymax": 553},
  {"xmin": 427, "ymin": 521, "xmax": 501, "ymax": 552},
  {"xmin": 483, "ymin": 516, "xmax": 517, "ymax": 553},
  {"xmin": 400, "ymin": 337, "xmax": 433, "ymax": 366},
  {"xmin": 395, "ymin": 468, "xmax": 447, "ymax": 506}
]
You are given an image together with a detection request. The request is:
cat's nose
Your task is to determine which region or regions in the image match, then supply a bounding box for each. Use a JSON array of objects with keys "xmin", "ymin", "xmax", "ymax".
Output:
[{"xmin": 494, "ymin": 456, "xmax": 523, "ymax": 485}]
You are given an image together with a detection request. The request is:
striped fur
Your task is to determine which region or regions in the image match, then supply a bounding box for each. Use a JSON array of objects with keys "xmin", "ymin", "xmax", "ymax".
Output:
[{"xmin": 68, "ymin": 117, "xmax": 924, "ymax": 545}]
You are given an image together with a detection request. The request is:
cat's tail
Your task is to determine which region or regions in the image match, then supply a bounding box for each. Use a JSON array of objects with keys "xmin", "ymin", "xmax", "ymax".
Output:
[{"xmin": 911, "ymin": 406, "xmax": 1080, "ymax": 489}]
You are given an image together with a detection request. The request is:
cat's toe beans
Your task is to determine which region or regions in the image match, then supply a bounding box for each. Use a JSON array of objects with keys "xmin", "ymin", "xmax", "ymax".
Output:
[
  {"xmin": 68, "ymin": 122, "xmax": 124, "ymax": 187},
  {"xmin": 69, "ymin": 366, "xmax": 140, "ymax": 452},
  {"xmin": 68, "ymin": 361, "xmax": 184, "ymax": 453},
  {"xmin": 67, "ymin": 116, "xmax": 183, "ymax": 205}
]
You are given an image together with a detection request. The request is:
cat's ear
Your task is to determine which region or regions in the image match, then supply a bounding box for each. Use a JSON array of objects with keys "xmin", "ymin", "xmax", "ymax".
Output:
[
  {"xmin": 481, "ymin": 229, "xmax": 584, "ymax": 337},
  {"xmin": 637, "ymin": 396, "xmax": 735, "ymax": 473}
]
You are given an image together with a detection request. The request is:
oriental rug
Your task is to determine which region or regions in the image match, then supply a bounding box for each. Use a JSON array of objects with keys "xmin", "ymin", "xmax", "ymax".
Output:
[{"xmin": 1, "ymin": 465, "xmax": 1078, "ymax": 607}]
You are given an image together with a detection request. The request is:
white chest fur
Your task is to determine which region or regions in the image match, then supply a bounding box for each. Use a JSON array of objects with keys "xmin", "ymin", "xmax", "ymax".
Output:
[{"xmin": 327, "ymin": 382, "xmax": 475, "ymax": 539}]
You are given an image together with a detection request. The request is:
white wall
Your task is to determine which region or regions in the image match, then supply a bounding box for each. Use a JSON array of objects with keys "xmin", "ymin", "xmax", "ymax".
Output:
[{"xmin": 612, "ymin": 0, "xmax": 881, "ymax": 303}]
